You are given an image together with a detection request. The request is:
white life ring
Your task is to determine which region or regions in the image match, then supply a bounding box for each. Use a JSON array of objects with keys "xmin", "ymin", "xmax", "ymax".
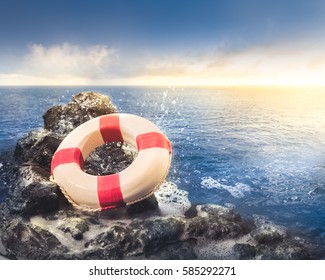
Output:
[{"xmin": 50, "ymin": 113, "xmax": 172, "ymax": 211}]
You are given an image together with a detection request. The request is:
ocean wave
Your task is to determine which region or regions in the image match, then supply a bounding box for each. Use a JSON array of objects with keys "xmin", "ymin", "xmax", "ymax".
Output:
[{"xmin": 200, "ymin": 176, "xmax": 251, "ymax": 198}]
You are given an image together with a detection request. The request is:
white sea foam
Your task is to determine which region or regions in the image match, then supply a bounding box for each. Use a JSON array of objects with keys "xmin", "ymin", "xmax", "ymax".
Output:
[
  {"xmin": 154, "ymin": 181, "xmax": 191, "ymax": 216},
  {"xmin": 201, "ymin": 176, "xmax": 251, "ymax": 198},
  {"xmin": 224, "ymin": 202, "xmax": 236, "ymax": 209},
  {"xmin": 30, "ymin": 216, "xmax": 85, "ymax": 252}
]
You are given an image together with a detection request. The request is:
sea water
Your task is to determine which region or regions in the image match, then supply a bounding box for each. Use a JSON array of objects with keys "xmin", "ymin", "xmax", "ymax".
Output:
[{"xmin": 0, "ymin": 86, "xmax": 325, "ymax": 244}]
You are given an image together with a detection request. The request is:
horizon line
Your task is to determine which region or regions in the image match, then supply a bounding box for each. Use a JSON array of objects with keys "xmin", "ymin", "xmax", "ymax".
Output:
[{"xmin": 1, "ymin": 84, "xmax": 325, "ymax": 89}]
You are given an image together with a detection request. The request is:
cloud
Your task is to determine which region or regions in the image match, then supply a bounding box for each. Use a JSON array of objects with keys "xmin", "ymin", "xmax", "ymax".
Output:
[
  {"xmin": 19, "ymin": 43, "xmax": 117, "ymax": 81},
  {"xmin": 1, "ymin": 41, "xmax": 325, "ymax": 86},
  {"xmin": 136, "ymin": 43, "xmax": 325, "ymax": 86},
  {"xmin": 0, "ymin": 43, "xmax": 119, "ymax": 85},
  {"xmin": 143, "ymin": 57, "xmax": 190, "ymax": 77}
]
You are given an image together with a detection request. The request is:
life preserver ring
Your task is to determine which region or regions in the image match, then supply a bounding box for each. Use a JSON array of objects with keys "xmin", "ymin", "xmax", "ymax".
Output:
[{"xmin": 50, "ymin": 113, "xmax": 172, "ymax": 211}]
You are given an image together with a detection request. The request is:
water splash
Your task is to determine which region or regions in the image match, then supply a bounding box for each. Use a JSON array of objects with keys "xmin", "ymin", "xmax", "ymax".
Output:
[
  {"xmin": 201, "ymin": 176, "xmax": 252, "ymax": 198},
  {"xmin": 154, "ymin": 181, "xmax": 191, "ymax": 216}
]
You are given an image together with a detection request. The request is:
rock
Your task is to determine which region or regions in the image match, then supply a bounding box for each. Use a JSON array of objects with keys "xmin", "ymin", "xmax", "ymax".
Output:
[
  {"xmin": 84, "ymin": 223, "xmax": 137, "ymax": 259},
  {"xmin": 5, "ymin": 165, "xmax": 59, "ymax": 215},
  {"xmin": 234, "ymin": 243, "xmax": 256, "ymax": 259},
  {"xmin": 14, "ymin": 130, "xmax": 63, "ymax": 169},
  {"xmin": 83, "ymin": 217, "xmax": 185, "ymax": 259},
  {"xmin": 0, "ymin": 218, "xmax": 68, "ymax": 259},
  {"xmin": 125, "ymin": 195, "xmax": 159, "ymax": 216},
  {"xmin": 256, "ymin": 240, "xmax": 319, "ymax": 260},
  {"xmin": 250, "ymin": 225, "xmax": 285, "ymax": 245},
  {"xmin": 14, "ymin": 181, "xmax": 59, "ymax": 215},
  {"xmin": 130, "ymin": 217, "xmax": 185, "ymax": 254},
  {"xmin": 84, "ymin": 142, "xmax": 136, "ymax": 176},
  {"xmin": 0, "ymin": 151, "xmax": 18, "ymax": 204},
  {"xmin": 43, "ymin": 92, "xmax": 117, "ymax": 134},
  {"xmin": 58, "ymin": 217, "xmax": 90, "ymax": 240},
  {"xmin": 185, "ymin": 204, "xmax": 256, "ymax": 240},
  {"xmin": 249, "ymin": 225, "xmax": 324, "ymax": 260}
]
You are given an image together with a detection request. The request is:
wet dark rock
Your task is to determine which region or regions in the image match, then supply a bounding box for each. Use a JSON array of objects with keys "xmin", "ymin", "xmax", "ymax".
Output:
[
  {"xmin": 0, "ymin": 151, "xmax": 18, "ymax": 205},
  {"xmin": 185, "ymin": 204, "xmax": 255, "ymax": 240},
  {"xmin": 15, "ymin": 131, "xmax": 63, "ymax": 169},
  {"xmin": 246, "ymin": 225, "xmax": 325, "ymax": 260},
  {"xmin": 5, "ymin": 165, "xmax": 59, "ymax": 215},
  {"xmin": 130, "ymin": 217, "xmax": 185, "ymax": 253},
  {"xmin": 0, "ymin": 91, "xmax": 324, "ymax": 260},
  {"xmin": 15, "ymin": 182, "xmax": 59, "ymax": 215},
  {"xmin": 92, "ymin": 196, "xmax": 160, "ymax": 221},
  {"xmin": 43, "ymin": 92, "xmax": 117, "ymax": 134},
  {"xmin": 0, "ymin": 218, "xmax": 68, "ymax": 259},
  {"xmin": 256, "ymin": 240, "xmax": 319, "ymax": 260},
  {"xmin": 83, "ymin": 223, "xmax": 136, "ymax": 259},
  {"xmin": 234, "ymin": 243, "xmax": 256, "ymax": 259},
  {"xmin": 83, "ymin": 217, "xmax": 185, "ymax": 259},
  {"xmin": 58, "ymin": 216, "xmax": 90, "ymax": 240},
  {"xmin": 250, "ymin": 226, "xmax": 285, "ymax": 245},
  {"xmin": 126, "ymin": 195, "xmax": 159, "ymax": 216},
  {"xmin": 84, "ymin": 142, "xmax": 136, "ymax": 176},
  {"xmin": 184, "ymin": 204, "xmax": 198, "ymax": 218}
]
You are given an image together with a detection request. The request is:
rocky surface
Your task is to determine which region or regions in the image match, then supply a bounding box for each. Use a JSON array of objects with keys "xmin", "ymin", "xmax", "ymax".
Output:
[
  {"xmin": 43, "ymin": 91, "xmax": 117, "ymax": 134},
  {"xmin": 0, "ymin": 91, "xmax": 324, "ymax": 260}
]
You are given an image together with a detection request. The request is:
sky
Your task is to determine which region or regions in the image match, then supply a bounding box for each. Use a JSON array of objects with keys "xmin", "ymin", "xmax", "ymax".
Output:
[{"xmin": 0, "ymin": 0, "xmax": 325, "ymax": 86}]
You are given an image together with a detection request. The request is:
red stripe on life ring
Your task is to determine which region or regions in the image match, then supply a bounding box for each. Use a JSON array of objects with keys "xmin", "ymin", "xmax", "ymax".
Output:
[
  {"xmin": 97, "ymin": 174, "xmax": 125, "ymax": 209},
  {"xmin": 99, "ymin": 115, "xmax": 123, "ymax": 143},
  {"xmin": 136, "ymin": 132, "xmax": 172, "ymax": 153},
  {"xmin": 51, "ymin": 147, "xmax": 84, "ymax": 175}
]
